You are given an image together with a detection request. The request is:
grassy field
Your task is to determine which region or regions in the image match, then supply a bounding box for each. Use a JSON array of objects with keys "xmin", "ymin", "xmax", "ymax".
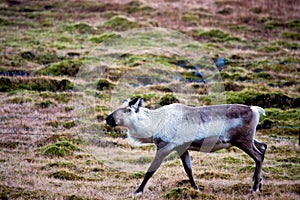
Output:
[{"xmin": 0, "ymin": 0, "xmax": 299, "ymax": 199}]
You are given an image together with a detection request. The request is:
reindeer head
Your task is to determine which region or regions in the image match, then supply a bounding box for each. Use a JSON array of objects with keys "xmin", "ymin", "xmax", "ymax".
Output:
[{"xmin": 105, "ymin": 98, "xmax": 144, "ymax": 127}]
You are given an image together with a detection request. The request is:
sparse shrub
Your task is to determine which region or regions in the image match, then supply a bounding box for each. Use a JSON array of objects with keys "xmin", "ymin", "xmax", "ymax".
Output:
[
  {"xmin": 46, "ymin": 120, "xmax": 60, "ymax": 128},
  {"xmin": 217, "ymin": 7, "xmax": 233, "ymax": 15},
  {"xmin": 73, "ymin": 23, "xmax": 94, "ymax": 34},
  {"xmin": 35, "ymin": 100, "xmax": 54, "ymax": 108},
  {"xmin": 96, "ymin": 79, "xmax": 115, "ymax": 90},
  {"xmin": 282, "ymin": 32, "xmax": 300, "ymax": 40},
  {"xmin": 182, "ymin": 13, "xmax": 199, "ymax": 26},
  {"xmin": 286, "ymin": 19, "xmax": 300, "ymax": 29},
  {"xmin": 0, "ymin": 77, "xmax": 13, "ymax": 92},
  {"xmin": 250, "ymin": 7, "xmax": 262, "ymax": 14},
  {"xmin": 90, "ymin": 32, "xmax": 120, "ymax": 43},
  {"xmin": 276, "ymin": 40, "xmax": 300, "ymax": 50},
  {"xmin": 129, "ymin": 171, "xmax": 145, "ymax": 179},
  {"xmin": 63, "ymin": 121, "xmax": 76, "ymax": 129},
  {"xmin": 222, "ymin": 156, "xmax": 242, "ymax": 164},
  {"xmin": 20, "ymin": 51, "xmax": 63, "ymax": 65},
  {"xmin": 48, "ymin": 161, "xmax": 76, "ymax": 169},
  {"xmin": 150, "ymin": 85, "xmax": 173, "ymax": 93},
  {"xmin": 129, "ymin": 156, "xmax": 153, "ymax": 165},
  {"xmin": 103, "ymin": 16, "xmax": 141, "ymax": 31},
  {"xmin": 6, "ymin": 97, "xmax": 32, "ymax": 104},
  {"xmin": 223, "ymin": 81, "xmax": 244, "ymax": 91},
  {"xmin": 48, "ymin": 170, "xmax": 84, "ymax": 181},
  {"xmin": 130, "ymin": 93, "xmax": 159, "ymax": 102},
  {"xmin": 159, "ymin": 93, "xmax": 179, "ymax": 106},
  {"xmin": 125, "ymin": 0, "xmax": 153, "ymax": 14},
  {"xmin": 40, "ymin": 92, "xmax": 71, "ymax": 103},
  {"xmin": 198, "ymin": 171, "xmax": 232, "ymax": 180},
  {"xmin": 257, "ymin": 44, "xmax": 281, "ymax": 52},
  {"xmin": 253, "ymin": 72, "xmax": 272, "ymax": 79},
  {"xmin": 163, "ymin": 187, "xmax": 205, "ymax": 200},
  {"xmin": 0, "ymin": 17, "xmax": 11, "ymax": 26},
  {"xmin": 199, "ymin": 29, "xmax": 229, "ymax": 40}
]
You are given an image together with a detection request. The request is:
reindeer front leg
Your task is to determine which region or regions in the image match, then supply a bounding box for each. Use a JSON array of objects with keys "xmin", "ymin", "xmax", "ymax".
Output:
[{"xmin": 134, "ymin": 139, "xmax": 176, "ymax": 196}]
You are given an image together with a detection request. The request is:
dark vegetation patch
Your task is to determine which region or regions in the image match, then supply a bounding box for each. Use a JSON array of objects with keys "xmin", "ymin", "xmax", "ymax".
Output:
[
  {"xmin": 258, "ymin": 108, "xmax": 300, "ymax": 130},
  {"xmin": 38, "ymin": 59, "xmax": 82, "ymax": 77},
  {"xmin": 225, "ymin": 91, "xmax": 299, "ymax": 109},
  {"xmin": 0, "ymin": 77, "xmax": 73, "ymax": 92},
  {"xmin": 96, "ymin": 79, "xmax": 115, "ymax": 91},
  {"xmin": 19, "ymin": 51, "xmax": 63, "ymax": 65},
  {"xmin": 159, "ymin": 93, "xmax": 180, "ymax": 106},
  {"xmin": 63, "ymin": 121, "xmax": 76, "ymax": 129},
  {"xmin": 35, "ymin": 99, "xmax": 55, "ymax": 109}
]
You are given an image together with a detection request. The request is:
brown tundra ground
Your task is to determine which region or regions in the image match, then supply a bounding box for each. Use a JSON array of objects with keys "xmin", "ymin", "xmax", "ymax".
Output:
[{"xmin": 0, "ymin": 0, "xmax": 299, "ymax": 199}]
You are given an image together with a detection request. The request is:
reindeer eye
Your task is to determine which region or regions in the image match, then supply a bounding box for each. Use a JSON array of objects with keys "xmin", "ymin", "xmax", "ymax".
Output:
[{"xmin": 126, "ymin": 108, "xmax": 132, "ymax": 113}]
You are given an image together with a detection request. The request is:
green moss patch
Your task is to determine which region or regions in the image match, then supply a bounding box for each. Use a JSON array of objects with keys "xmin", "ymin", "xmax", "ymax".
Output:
[
  {"xmin": 194, "ymin": 29, "xmax": 240, "ymax": 42},
  {"xmin": 258, "ymin": 108, "xmax": 300, "ymax": 130},
  {"xmin": 225, "ymin": 91, "xmax": 299, "ymax": 109},
  {"xmin": 40, "ymin": 141, "xmax": 81, "ymax": 157},
  {"xmin": 38, "ymin": 59, "xmax": 82, "ymax": 77}
]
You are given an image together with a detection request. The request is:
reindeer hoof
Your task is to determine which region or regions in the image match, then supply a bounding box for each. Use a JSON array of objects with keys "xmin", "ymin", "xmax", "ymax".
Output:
[
  {"xmin": 250, "ymin": 189, "xmax": 260, "ymax": 194},
  {"xmin": 133, "ymin": 190, "xmax": 143, "ymax": 197}
]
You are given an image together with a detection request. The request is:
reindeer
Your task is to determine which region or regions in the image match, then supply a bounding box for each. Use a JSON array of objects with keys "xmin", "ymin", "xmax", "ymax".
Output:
[{"xmin": 105, "ymin": 98, "xmax": 267, "ymax": 196}]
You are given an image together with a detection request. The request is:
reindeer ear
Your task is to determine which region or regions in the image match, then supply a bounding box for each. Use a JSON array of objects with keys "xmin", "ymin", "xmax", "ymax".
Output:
[
  {"xmin": 129, "ymin": 98, "xmax": 139, "ymax": 107},
  {"xmin": 129, "ymin": 98, "xmax": 144, "ymax": 112}
]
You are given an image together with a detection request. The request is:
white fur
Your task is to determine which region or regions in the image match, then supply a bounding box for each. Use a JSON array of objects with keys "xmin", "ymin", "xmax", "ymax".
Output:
[{"xmin": 124, "ymin": 104, "xmax": 253, "ymax": 147}]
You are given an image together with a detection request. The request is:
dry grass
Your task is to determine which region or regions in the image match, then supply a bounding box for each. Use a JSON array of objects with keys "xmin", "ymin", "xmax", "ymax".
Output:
[{"xmin": 0, "ymin": 131, "xmax": 299, "ymax": 199}]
